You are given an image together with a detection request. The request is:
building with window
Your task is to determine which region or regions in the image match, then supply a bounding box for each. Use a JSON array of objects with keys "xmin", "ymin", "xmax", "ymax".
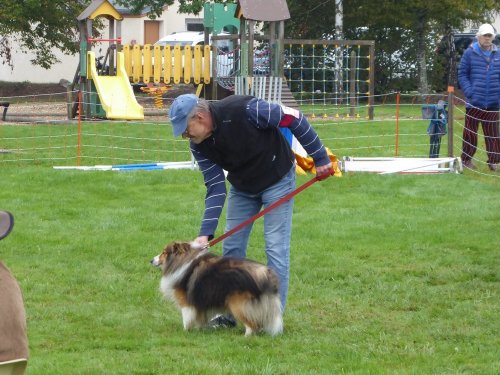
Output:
[{"xmin": 0, "ymin": 1, "xmax": 205, "ymax": 83}]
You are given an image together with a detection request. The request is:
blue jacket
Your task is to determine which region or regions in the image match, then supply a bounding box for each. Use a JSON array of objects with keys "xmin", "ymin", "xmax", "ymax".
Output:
[{"xmin": 458, "ymin": 42, "xmax": 500, "ymax": 109}]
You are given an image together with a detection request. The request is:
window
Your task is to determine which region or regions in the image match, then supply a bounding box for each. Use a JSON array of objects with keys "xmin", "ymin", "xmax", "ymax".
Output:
[{"xmin": 186, "ymin": 19, "xmax": 204, "ymax": 32}]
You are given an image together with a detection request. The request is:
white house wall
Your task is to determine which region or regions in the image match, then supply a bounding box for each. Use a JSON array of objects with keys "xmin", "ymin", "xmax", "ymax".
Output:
[
  {"xmin": 121, "ymin": 17, "xmax": 146, "ymax": 45},
  {"xmin": 0, "ymin": 3, "xmax": 203, "ymax": 84},
  {"xmin": 0, "ymin": 47, "xmax": 80, "ymax": 84}
]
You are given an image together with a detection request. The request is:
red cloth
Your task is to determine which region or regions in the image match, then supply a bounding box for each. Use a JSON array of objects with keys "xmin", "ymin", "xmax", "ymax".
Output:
[{"xmin": 279, "ymin": 114, "xmax": 294, "ymax": 127}]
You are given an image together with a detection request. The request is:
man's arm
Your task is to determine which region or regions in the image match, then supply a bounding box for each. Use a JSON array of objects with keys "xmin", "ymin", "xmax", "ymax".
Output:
[
  {"xmin": 190, "ymin": 144, "xmax": 226, "ymax": 240},
  {"xmin": 247, "ymin": 98, "xmax": 331, "ymax": 169}
]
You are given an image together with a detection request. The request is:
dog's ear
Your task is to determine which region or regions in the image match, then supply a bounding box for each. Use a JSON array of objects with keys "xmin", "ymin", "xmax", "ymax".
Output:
[
  {"xmin": 166, "ymin": 241, "xmax": 191, "ymax": 255},
  {"xmin": 161, "ymin": 243, "xmax": 177, "ymax": 263},
  {"xmin": 172, "ymin": 241, "xmax": 191, "ymax": 254}
]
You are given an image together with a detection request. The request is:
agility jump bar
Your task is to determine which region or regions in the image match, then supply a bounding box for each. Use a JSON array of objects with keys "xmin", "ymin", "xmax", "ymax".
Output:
[
  {"xmin": 340, "ymin": 157, "xmax": 462, "ymax": 174},
  {"xmin": 53, "ymin": 161, "xmax": 196, "ymax": 171}
]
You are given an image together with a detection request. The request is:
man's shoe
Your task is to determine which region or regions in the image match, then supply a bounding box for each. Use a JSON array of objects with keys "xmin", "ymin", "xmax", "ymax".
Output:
[
  {"xmin": 208, "ymin": 314, "xmax": 237, "ymax": 329},
  {"xmin": 488, "ymin": 163, "xmax": 499, "ymax": 172},
  {"xmin": 462, "ymin": 159, "xmax": 477, "ymax": 170}
]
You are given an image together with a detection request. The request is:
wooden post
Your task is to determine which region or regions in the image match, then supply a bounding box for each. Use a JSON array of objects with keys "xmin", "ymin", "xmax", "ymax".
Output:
[
  {"xmin": 66, "ymin": 86, "xmax": 72, "ymax": 120},
  {"xmin": 211, "ymin": 44, "xmax": 217, "ymax": 99},
  {"xmin": 116, "ymin": 22, "xmax": 122, "ymax": 53},
  {"xmin": 239, "ymin": 18, "xmax": 248, "ymax": 77},
  {"xmin": 248, "ymin": 20, "xmax": 255, "ymax": 77},
  {"xmin": 278, "ymin": 21, "xmax": 285, "ymax": 77},
  {"xmin": 368, "ymin": 41, "xmax": 375, "ymax": 120},
  {"xmin": 109, "ymin": 19, "xmax": 115, "ymax": 76},
  {"xmin": 395, "ymin": 92, "xmax": 400, "ymax": 156},
  {"xmin": 269, "ymin": 21, "xmax": 276, "ymax": 76},
  {"xmin": 77, "ymin": 91, "xmax": 82, "ymax": 166},
  {"xmin": 349, "ymin": 50, "xmax": 356, "ymax": 117},
  {"xmin": 85, "ymin": 20, "xmax": 93, "ymax": 119},
  {"xmin": 447, "ymin": 86, "xmax": 454, "ymax": 157}
]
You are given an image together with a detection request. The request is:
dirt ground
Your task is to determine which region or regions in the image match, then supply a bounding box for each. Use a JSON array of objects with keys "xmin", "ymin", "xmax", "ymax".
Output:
[
  {"xmin": 0, "ymin": 81, "xmax": 199, "ymax": 122},
  {"xmin": 0, "ymin": 81, "xmax": 198, "ymax": 99},
  {"xmin": 0, "ymin": 82, "xmax": 65, "ymax": 98}
]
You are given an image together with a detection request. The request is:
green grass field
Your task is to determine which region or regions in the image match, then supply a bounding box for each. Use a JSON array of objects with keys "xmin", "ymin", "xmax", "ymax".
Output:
[
  {"xmin": 1, "ymin": 164, "xmax": 498, "ymax": 374},
  {"xmin": 1, "ymin": 104, "xmax": 499, "ymax": 374}
]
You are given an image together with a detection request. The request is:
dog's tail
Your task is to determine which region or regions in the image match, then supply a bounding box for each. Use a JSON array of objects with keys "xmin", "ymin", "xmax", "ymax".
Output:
[
  {"xmin": 261, "ymin": 294, "xmax": 283, "ymax": 336},
  {"xmin": 242, "ymin": 293, "xmax": 283, "ymax": 336}
]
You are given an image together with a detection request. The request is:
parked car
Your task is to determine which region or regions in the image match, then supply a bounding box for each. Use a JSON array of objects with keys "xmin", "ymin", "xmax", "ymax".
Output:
[
  {"xmin": 155, "ymin": 31, "xmax": 233, "ymax": 76},
  {"xmin": 155, "ymin": 31, "xmax": 231, "ymax": 50},
  {"xmin": 155, "ymin": 31, "xmax": 270, "ymax": 77}
]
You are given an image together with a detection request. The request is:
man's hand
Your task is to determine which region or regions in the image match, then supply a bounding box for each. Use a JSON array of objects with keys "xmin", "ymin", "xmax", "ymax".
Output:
[
  {"xmin": 316, "ymin": 162, "xmax": 334, "ymax": 181},
  {"xmin": 191, "ymin": 236, "xmax": 209, "ymax": 250}
]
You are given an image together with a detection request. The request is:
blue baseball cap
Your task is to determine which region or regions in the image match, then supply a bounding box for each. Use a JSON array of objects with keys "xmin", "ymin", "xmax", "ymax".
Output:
[{"xmin": 169, "ymin": 94, "xmax": 199, "ymax": 137}]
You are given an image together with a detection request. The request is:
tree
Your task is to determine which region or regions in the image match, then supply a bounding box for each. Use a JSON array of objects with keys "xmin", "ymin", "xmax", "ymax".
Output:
[
  {"xmin": 0, "ymin": 0, "xmax": 86, "ymax": 69},
  {"xmin": 3, "ymin": 0, "xmax": 498, "ymax": 93},
  {"xmin": 123, "ymin": 0, "xmax": 498, "ymax": 94},
  {"xmin": 115, "ymin": 0, "xmax": 172, "ymax": 17},
  {"xmin": 341, "ymin": 0, "xmax": 500, "ymax": 94}
]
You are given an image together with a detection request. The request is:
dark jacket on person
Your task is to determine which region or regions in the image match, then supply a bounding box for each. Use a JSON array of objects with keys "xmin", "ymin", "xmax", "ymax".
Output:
[
  {"xmin": 195, "ymin": 95, "xmax": 294, "ymax": 194},
  {"xmin": 458, "ymin": 42, "xmax": 500, "ymax": 109}
]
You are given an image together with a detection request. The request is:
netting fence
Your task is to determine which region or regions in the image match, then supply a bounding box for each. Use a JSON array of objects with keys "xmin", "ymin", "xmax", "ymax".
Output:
[
  {"xmin": 283, "ymin": 39, "xmax": 374, "ymax": 119},
  {"xmin": 211, "ymin": 37, "xmax": 375, "ymax": 119},
  {"xmin": 1, "ymin": 89, "xmax": 498, "ymax": 176}
]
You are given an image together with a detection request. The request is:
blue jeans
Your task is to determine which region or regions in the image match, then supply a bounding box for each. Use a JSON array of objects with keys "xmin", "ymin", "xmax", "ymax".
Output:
[{"xmin": 222, "ymin": 167, "xmax": 296, "ymax": 310}]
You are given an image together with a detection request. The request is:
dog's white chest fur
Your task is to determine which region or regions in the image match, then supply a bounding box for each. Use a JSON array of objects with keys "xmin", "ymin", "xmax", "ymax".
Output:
[{"xmin": 159, "ymin": 262, "xmax": 192, "ymax": 301}]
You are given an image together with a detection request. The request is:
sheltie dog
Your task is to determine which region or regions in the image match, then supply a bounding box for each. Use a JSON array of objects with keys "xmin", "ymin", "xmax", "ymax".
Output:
[{"xmin": 151, "ymin": 241, "xmax": 283, "ymax": 336}]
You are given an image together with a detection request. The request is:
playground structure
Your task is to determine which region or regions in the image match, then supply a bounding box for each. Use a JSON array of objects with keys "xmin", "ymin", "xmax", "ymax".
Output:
[
  {"xmin": 69, "ymin": 0, "xmax": 376, "ymax": 121},
  {"xmin": 86, "ymin": 50, "xmax": 143, "ymax": 120},
  {"xmin": 122, "ymin": 43, "xmax": 212, "ymax": 86},
  {"xmin": 76, "ymin": 0, "xmax": 144, "ymax": 120}
]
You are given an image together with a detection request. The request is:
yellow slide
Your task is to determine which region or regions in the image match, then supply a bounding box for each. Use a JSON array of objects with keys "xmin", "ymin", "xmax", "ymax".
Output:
[{"xmin": 87, "ymin": 51, "xmax": 144, "ymax": 120}]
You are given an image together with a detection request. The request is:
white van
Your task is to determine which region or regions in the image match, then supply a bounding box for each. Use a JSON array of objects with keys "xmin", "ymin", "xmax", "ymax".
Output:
[
  {"xmin": 155, "ymin": 31, "xmax": 234, "ymax": 76},
  {"xmin": 155, "ymin": 31, "xmax": 231, "ymax": 51},
  {"xmin": 155, "ymin": 31, "xmax": 269, "ymax": 77},
  {"xmin": 155, "ymin": 31, "xmax": 204, "ymax": 47}
]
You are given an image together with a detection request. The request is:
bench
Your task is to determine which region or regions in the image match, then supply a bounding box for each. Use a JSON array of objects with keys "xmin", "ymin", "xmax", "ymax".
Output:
[{"xmin": 0, "ymin": 102, "xmax": 9, "ymax": 121}]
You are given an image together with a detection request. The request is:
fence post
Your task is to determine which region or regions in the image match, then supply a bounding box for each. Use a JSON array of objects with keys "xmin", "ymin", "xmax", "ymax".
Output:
[
  {"xmin": 447, "ymin": 86, "xmax": 454, "ymax": 157},
  {"xmin": 368, "ymin": 41, "xmax": 375, "ymax": 120},
  {"xmin": 211, "ymin": 44, "xmax": 217, "ymax": 99},
  {"xmin": 77, "ymin": 91, "xmax": 82, "ymax": 166},
  {"xmin": 349, "ymin": 50, "xmax": 356, "ymax": 117},
  {"xmin": 65, "ymin": 86, "xmax": 72, "ymax": 120},
  {"xmin": 395, "ymin": 92, "xmax": 400, "ymax": 156}
]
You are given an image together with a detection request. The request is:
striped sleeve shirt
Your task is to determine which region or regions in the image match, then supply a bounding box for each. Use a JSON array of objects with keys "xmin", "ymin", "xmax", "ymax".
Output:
[{"xmin": 191, "ymin": 97, "xmax": 330, "ymax": 238}]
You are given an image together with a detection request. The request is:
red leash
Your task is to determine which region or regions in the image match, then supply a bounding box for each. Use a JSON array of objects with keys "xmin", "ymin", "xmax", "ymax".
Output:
[{"xmin": 208, "ymin": 176, "xmax": 320, "ymax": 248}]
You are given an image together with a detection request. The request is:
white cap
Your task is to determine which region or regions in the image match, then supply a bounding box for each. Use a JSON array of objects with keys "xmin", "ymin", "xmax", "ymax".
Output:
[{"xmin": 476, "ymin": 23, "xmax": 495, "ymax": 37}]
